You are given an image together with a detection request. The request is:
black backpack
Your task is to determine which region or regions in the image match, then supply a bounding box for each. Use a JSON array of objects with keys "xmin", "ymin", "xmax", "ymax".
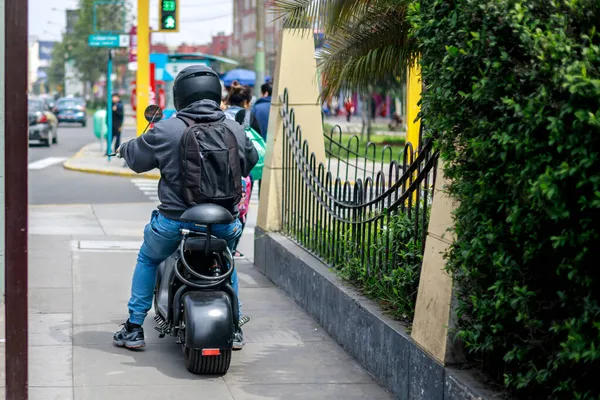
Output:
[{"xmin": 178, "ymin": 115, "xmax": 242, "ymax": 209}]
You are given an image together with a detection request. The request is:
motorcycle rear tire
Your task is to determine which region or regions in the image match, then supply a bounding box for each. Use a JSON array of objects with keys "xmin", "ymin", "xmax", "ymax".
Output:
[{"xmin": 184, "ymin": 346, "xmax": 232, "ymax": 375}]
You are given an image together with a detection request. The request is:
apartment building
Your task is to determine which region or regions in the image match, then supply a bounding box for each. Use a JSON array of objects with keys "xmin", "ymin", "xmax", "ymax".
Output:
[{"xmin": 230, "ymin": 0, "xmax": 283, "ymax": 75}]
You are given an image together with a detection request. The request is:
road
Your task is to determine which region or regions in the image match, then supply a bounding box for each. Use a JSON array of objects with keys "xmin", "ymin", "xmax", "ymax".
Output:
[{"xmin": 28, "ymin": 120, "xmax": 147, "ymax": 205}]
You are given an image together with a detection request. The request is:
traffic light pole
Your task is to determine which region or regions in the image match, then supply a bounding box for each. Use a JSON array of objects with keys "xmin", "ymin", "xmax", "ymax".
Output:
[
  {"xmin": 107, "ymin": 50, "xmax": 113, "ymax": 159},
  {"xmin": 136, "ymin": 0, "xmax": 150, "ymax": 136}
]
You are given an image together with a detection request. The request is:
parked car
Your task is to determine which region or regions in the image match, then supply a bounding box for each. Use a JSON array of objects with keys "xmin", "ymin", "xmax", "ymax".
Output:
[
  {"xmin": 29, "ymin": 98, "xmax": 58, "ymax": 147},
  {"xmin": 53, "ymin": 97, "xmax": 87, "ymax": 127}
]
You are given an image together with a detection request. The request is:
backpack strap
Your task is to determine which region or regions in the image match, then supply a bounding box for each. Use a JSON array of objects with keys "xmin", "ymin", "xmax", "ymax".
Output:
[{"xmin": 177, "ymin": 115, "xmax": 195, "ymax": 127}]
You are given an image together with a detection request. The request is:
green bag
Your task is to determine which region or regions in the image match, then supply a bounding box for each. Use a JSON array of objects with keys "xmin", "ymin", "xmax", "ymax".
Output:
[{"xmin": 242, "ymin": 110, "xmax": 266, "ymax": 180}]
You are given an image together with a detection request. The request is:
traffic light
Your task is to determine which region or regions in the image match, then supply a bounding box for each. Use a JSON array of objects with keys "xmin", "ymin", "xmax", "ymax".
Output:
[{"xmin": 158, "ymin": 0, "xmax": 179, "ymax": 32}]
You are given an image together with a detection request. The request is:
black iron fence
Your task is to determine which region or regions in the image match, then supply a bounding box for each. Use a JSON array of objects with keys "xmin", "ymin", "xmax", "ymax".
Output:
[{"xmin": 278, "ymin": 89, "xmax": 440, "ymax": 320}]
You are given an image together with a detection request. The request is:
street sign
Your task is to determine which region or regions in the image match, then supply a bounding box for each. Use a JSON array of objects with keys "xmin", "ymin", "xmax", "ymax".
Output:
[{"xmin": 88, "ymin": 34, "xmax": 130, "ymax": 48}]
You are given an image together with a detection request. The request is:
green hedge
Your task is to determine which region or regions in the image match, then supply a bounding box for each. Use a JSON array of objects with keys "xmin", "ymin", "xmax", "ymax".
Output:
[{"xmin": 412, "ymin": 0, "xmax": 599, "ymax": 398}]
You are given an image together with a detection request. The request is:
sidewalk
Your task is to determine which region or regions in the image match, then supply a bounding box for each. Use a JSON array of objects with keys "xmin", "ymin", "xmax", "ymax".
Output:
[
  {"xmin": 24, "ymin": 201, "xmax": 393, "ymax": 399},
  {"xmin": 63, "ymin": 134, "xmax": 160, "ymax": 179}
]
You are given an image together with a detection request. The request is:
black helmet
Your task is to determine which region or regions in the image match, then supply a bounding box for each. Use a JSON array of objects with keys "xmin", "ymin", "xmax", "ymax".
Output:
[{"xmin": 173, "ymin": 65, "xmax": 222, "ymax": 111}]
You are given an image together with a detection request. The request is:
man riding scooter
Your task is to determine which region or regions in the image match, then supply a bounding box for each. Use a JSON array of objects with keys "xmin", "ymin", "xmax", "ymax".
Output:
[{"xmin": 113, "ymin": 65, "xmax": 258, "ymax": 350}]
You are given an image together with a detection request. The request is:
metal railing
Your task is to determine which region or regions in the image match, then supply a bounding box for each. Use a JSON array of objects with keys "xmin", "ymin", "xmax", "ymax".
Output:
[{"xmin": 279, "ymin": 89, "xmax": 439, "ymax": 289}]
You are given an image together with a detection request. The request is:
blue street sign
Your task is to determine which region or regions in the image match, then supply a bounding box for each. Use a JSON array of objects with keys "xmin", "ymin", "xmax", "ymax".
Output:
[{"xmin": 88, "ymin": 34, "xmax": 129, "ymax": 48}]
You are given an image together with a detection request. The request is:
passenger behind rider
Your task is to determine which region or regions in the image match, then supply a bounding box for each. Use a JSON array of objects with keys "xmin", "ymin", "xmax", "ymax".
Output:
[
  {"xmin": 224, "ymin": 80, "xmax": 262, "ymax": 135},
  {"xmin": 223, "ymin": 81, "xmax": 262, "ymax": 259},
  {"xmin": 113, "ymin": 65, "xmax": 258, "ymax": 350}
]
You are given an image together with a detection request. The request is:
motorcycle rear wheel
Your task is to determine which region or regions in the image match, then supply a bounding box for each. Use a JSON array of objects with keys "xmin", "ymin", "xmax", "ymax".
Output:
[{"xmin": 183, "ymin": 346, "xmax": 232, "ymax": 375}]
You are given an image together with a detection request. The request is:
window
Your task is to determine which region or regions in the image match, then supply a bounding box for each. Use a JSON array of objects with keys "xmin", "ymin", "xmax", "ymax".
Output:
[{"xmin": 242, "ymin": 15, "xmax": 249, "ymax": 33}]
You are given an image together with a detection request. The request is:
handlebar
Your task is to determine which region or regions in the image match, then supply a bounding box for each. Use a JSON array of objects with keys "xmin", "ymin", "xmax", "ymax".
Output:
[{"xmin": 106, "ymin": 111, "xmax": 157, "ymax": 160}]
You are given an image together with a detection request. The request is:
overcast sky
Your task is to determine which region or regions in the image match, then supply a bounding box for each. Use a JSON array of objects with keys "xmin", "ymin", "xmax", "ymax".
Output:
[{"xmin": 29, "ymin": 0, "xmax": 233, "ymax": 45}]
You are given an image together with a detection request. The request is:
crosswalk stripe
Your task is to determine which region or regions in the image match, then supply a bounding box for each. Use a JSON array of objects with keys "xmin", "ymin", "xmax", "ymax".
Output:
[
  {"xmin": 28, "ymin": 157, "xmax": 68, "ymax": 170},
  {"xmin": 130, "ymin": 178, "xmax": 261, "ymax": 204}
]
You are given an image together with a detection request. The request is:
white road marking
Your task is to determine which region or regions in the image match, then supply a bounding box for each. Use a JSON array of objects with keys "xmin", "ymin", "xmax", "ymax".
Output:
[
  {"xmin": 130, "ymin": 179, "xmax": 160, "ymax": 203},
  {"xmin": 78, "ymin": 240, "xmax": 142, "ymax": 251},
  {"xmin": 130, "ymin": 178, "xmax": 260, "ymax": 204},
  {"xmin": 28, "ymin": 157, "xmax": 68, "ymax": 170}
]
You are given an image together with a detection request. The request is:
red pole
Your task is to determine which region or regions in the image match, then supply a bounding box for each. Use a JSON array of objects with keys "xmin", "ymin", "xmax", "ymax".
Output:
[
  {"xmin": 150, "ymin": 63, "xmax": 156, "ymax": 105},
  {"xmin": 4, "ymin": 0, "xmax": 29, "ymax": 398}
]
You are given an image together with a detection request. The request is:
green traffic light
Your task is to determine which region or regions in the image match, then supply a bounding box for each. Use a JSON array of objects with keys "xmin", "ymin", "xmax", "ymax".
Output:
[
  {"xmin": 162, "ymin": 0, "xmax": 176, "ymax": 12},
  {"xmin": 163, "ymin": 15, "xmax": 176, "ymax": 29}
]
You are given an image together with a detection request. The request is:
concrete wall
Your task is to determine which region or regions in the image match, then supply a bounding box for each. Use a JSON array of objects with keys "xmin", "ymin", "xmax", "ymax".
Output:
[
  {"xmin": 0, "ymin": 0, "xmax": 5, "ymax": 297},
  {"xmin": 255, "ymin": 229, "xmax": 499, "ymax": 400}
]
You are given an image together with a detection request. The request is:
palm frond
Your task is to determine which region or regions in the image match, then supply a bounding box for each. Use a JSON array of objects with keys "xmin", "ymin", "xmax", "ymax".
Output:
[
  {"xmin": 316, "ymin": 3, "xmax": 418, "ymax": 99},
  {"xmin": 273, "ymin": 0, "xmax": 386, "ymax": 33}
]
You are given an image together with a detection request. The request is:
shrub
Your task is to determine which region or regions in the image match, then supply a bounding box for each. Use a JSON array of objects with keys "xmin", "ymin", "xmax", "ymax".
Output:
[
  {"xmin": 412, "ymin": 0, "xmax": 600, "ymax": 398},
  {"xmin": 338, "ymin": 209, "xmax": 429, "ymax": 322}
]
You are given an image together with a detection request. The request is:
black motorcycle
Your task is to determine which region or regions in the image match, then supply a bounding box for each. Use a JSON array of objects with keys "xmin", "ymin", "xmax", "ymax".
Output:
[
  {"xmin": 139, "ymin": 105, "xmax": 248, "ymax": 375},
  {"xmin": 153, "ymin": 203, "xmax": 246, "ymax": 375}
]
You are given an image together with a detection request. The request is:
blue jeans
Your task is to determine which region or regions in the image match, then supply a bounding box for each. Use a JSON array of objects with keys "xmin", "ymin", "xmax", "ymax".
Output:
[{"xmin": 128, "ymin": 210, "xmax": 242, "ymax": 325}]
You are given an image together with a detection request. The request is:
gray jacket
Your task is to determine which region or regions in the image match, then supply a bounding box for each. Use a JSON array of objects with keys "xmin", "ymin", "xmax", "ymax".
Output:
[{"xmin": 120, "ymin": 99, "xmax": 258, "ymax": 219}]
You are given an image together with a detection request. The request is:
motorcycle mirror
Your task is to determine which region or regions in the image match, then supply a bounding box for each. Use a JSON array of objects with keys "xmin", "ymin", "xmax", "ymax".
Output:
[{"xmin": 144, "ymin": 105, "xmax": 163, "ymax": 123}]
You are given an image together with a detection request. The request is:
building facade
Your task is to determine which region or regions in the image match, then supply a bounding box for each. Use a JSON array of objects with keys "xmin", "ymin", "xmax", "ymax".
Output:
[
  {"xmin": 27, "ymin": 38, "xmax": 57, "ymax": 94},
  {"xmin": 230, "ymin": 0, "xmax": 283, "ymax": 76},
  {"xmin": 209, "ymin": 32, "xmax": 231, "ymax": 57}
]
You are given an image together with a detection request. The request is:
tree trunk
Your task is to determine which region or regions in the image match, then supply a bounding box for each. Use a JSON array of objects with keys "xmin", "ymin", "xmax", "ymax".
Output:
[
  {"xmin": 360, "ymin": 94, "xmax": 367, "ymax": 139},
  {"xmin": 366, "ymin": 96, "xmax": 373, "ymax": 142}
]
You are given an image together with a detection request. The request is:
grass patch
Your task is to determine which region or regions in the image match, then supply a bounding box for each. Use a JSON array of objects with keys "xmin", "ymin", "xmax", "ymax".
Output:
[{"xmin": 323, "ymin": 124, "xmax": 406, "ymax": 163}]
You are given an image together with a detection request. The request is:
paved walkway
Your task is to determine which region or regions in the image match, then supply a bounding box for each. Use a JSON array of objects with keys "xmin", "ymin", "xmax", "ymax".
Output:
[{"xmin": 16, "ymin": 201, "xmax": 393, "ymax": 399}]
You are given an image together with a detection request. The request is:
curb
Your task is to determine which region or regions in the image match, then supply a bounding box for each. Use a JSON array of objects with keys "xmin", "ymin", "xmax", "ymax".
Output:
[{"xmin": 62, "ymin": 144, "xmax": 160, "ymax": 180}]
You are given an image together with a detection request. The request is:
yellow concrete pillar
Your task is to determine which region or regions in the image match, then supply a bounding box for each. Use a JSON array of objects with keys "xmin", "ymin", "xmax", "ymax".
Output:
[
  {"xmin": 411, "ymin": 163, "xmax": 464, "ymax": 364},
  {"xmin": 256, "ymin": 29, "xmax": 325, "ymax": 232},
  {"xmin": 406, "ymin": 62, "xmax": 421, "ymax": 151},
  {"xmin": 136, "ymin": 0, "xmax": 150, "ymax": 136},
  {"xmin": 406, "ymin": 61, "xmax": 422, "ymax": 205}
]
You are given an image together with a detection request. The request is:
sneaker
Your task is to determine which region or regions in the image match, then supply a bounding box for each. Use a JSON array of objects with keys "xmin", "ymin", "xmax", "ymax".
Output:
[
  {"xmin": 113, "ymin": 320, "xmax": 145, "ymax": 349},
  {"xmin": 233, "ymin": 327, "xmax": 244, "ymax": 350},
  {"xmin": 233, "ymin": 251, "xmax": 244, "ymax": 259}
]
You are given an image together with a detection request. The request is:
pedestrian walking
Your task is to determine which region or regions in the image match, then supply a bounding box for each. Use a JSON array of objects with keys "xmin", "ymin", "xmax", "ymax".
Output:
[
  {"xmin": 251, "ymin": 82, "xmax": 272, "ymax": 142},
  {"xmin": 344, "ymin": 97, "xmax": 355, "ymax": 122},
  {"xmin": 110, "ymin": 94, "xmax": 124, "ymax": 153}
]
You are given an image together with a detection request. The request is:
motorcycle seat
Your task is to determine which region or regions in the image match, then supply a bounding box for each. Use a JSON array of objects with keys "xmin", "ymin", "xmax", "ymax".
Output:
[
  {"xmin": 184, "ymin": 237, "xmax": 228, "ymax": 253},
  {"xmin": 180, "ymin": 203, "xmax": 234, "ymax": 225}
]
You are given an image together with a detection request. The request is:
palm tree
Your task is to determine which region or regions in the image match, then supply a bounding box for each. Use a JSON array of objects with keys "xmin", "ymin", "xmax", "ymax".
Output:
[{"xmin": 274, "ymin": 0, "xmax": 418, "ymax": 100}]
